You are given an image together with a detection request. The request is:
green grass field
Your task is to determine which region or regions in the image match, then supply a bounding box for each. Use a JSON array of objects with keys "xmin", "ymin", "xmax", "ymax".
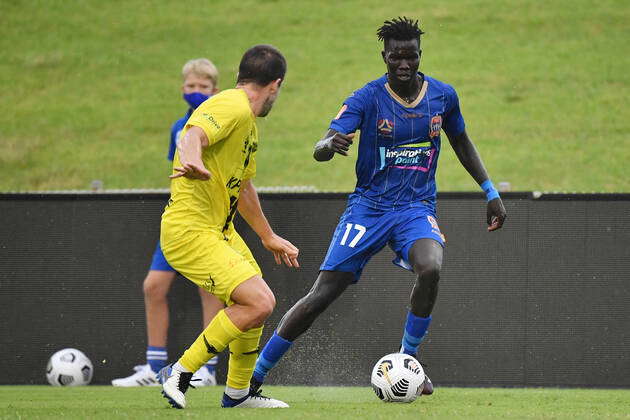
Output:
[
  {"xmin": 1, "ymin": 386, "xmax": 628, "ymax": 419},
  {"xmin": 1, "ymin": 0, "xmax": 629, "ymax": 193}
]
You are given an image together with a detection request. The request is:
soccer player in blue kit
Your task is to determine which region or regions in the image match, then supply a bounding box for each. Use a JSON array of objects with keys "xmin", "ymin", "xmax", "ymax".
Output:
[{"xmin": 250, "ymin": 17, "xmax": 507, "ymax": 396}]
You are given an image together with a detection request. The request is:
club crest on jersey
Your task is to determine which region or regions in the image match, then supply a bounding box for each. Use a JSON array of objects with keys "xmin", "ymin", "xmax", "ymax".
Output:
[
  {"xmin": 378, "ymin": 119, "xmax": 394, "ymax": 136},
  {"xmin": 429, "ymin": 115, "xmax": 442, "ymax": 138}
]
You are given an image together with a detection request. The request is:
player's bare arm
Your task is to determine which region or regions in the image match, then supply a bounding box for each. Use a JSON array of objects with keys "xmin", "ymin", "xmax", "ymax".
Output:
[
  {"xmin": 170, "ymin": 126, "xmax": 211, "ymax": 180},
  {"xmin": 237, "ymin": 179, "xmax": 300, "ymax": 268},
  {"xmin": 313, "ymin": 129, "xmax": 355, "ymax": 161},
  {"xmin": 446, "ymin": 129, "xmax": 507, "ymax": 231}
]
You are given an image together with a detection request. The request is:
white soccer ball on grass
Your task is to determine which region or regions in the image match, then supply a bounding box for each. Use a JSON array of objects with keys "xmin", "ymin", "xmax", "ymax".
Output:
[
  {"xmin": 370, "ymin": 353, "xmax": 425, "ymax": 403},
  {"xmin": 46, "ymin": 348, "xmax": 93, "ymax": 386}
]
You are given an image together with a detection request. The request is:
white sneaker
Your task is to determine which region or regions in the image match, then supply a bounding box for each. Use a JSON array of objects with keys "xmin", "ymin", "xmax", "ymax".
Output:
[
  {"xmin": 221, "ymin": 390, "xmax": 289, "ymax": 408},
  {"xmin": 192, "ymin": 366, "xmax": 217, "ymax": 386},
  {"xmin": 158, "ymin": 365, "xmax": 194, "ymax": 409},
  {"xmin": 111, "ymin": 364, "xmax": 159, "ymax": 387}
]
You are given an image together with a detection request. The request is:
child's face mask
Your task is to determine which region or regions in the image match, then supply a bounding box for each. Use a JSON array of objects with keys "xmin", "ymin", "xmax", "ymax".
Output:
[{"xmin": 183, "ymin": 92, "xmax": 211, "ymax": 109}]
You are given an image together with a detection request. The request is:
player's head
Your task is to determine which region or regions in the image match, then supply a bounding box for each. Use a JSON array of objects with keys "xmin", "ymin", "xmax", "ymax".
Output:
[
  {"xmin": 377, "ymin": 17, "xmax": 424, "ymax": 83},
  {"xmin": 181, "ymin": 58, "xmax": 219, "ymax": 109},
  {"xmin": 236, "ymin": 44, "xmax": 286, "ymax": 117}
]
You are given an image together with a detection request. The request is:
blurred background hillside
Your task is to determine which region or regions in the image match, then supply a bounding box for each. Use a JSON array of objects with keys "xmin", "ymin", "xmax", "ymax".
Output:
[{"xmin": 1, "ymin": 0, "xmax": 628, "ymax": 192}]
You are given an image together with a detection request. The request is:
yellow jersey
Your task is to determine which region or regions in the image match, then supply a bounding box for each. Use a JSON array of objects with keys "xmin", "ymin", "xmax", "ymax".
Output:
[{"xmin": 161, "ymin": 88, "xmax": 258, "ymax": 237}]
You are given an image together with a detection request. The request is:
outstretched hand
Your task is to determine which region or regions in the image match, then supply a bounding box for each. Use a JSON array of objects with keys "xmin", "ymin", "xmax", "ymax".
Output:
[
  {"xmin": 262, "ymin": 233, "xmax": 300, "ymax": 268},
  {"xmin": 170, "ymin": 162, "xmax": 211, "ymax": 180},
  {"xmin": 325, "ymin": 132, "xmax": 355, "ymax": 156},
  {"xmin": 487, "ymin": 198, "xmax": 507, "ymax": 231}
]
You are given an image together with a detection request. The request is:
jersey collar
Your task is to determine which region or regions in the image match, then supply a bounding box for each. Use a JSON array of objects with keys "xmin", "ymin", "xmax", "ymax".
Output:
[{"xmin": 384, "ymin": 73, "xmax": 428, "ymax": 108}]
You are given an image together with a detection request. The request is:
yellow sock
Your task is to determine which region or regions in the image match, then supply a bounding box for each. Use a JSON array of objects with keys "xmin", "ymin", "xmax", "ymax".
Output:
[
  {"xmin": 226, "ymin": 325, "xmax": 263, "ymax": 389},
  {"xmin": 179, "ymin": 309, "xmax": 243, "ymax": 372}
]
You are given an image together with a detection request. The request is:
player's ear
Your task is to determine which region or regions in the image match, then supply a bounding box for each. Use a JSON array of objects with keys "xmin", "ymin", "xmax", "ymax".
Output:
[
  {"xmin": 271, "ymin": 78, "xmax": 282, "ymax": 92},
  {"xmin": 381, "ymin": 50, "xmax": 387, "ymax": 63}
]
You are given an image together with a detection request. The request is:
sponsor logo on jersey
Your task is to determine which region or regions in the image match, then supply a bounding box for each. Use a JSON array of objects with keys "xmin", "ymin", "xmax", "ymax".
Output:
[
  {"xmin": 226, "ymin": 176, "xmax": 241, "ymax": 190},
  {"xmin": 429, "ymin": 115, "xmax": 442, "ymax": 138},
  {"xmin": 378, "ymin": 119, "xmax": 394, "ymax": 136},
  {"xmin": 379, "ymin": 142, "xmax": 435, "ymax": 172},
  {"xmin": 202, "ymin": 113, "xmax": 221, "ymax": 130}
]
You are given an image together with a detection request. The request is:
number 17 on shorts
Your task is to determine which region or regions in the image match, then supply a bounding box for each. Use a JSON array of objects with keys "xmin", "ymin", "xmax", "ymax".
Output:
[{"xmin": 339, "ymin": 223, "xmax": 367, "ymax": 248}]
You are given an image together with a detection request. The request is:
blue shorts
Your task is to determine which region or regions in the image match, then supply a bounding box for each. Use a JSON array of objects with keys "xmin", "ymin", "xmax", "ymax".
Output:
[
  {"xmin": 320, "ymin": 201, "xmax": 445, "ymax": 282},
  {"xmin": 150, "ymin": 241, "xmax": 176, "ymax": 272}
]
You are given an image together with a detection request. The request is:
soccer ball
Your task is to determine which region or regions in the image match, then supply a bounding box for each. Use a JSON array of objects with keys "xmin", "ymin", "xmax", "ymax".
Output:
[
  {"xmin": 46, "ymin": 348, "xmax": 93, "ymax": 386},
  {"xmin": 371, "ymin": 353, "xmax": 425, "ymax": 403}
]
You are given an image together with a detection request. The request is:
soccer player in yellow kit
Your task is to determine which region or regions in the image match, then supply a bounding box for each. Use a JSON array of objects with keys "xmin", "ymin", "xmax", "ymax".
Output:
[{"xmin": 158, "ymin": 45, "xmax": 298, "ymax": 409}]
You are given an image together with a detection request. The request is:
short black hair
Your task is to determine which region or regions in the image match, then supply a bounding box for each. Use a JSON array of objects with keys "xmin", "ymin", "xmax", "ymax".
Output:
[
  {"xmin": 377, "ymin": 16, "xmax": 424, "ymax": 45},
  {"xmin": 236, "ymin": 44, "xmax": 286, "ymax": 86}
]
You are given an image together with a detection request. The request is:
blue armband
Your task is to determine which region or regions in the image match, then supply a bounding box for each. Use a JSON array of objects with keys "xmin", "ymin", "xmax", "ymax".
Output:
[{"xmin": 481, "ymin": 180, "xmax": 500, "ymax": 201}]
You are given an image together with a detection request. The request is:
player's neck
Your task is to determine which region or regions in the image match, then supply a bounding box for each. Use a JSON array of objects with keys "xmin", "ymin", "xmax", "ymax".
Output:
[
  {"xmin": 387, "ymin": 73, "xmax": 423, "ymax": 103},
  {"xmin": 236, "ymin": 84, "xmax": 265, "ymax": 118}
]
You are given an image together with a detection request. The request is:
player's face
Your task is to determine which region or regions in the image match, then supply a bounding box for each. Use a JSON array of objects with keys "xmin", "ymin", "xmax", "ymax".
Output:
[
  {"xmin": 259, "ymin": 79, "xmax": 282, "ymax": 117},
  {"xmin": 182, "ymin": 73, "xmax": 216, "ymax": 95},
  {"xmin": 382, "ymin": 39, "xmax": 421, "ymax": 83}
]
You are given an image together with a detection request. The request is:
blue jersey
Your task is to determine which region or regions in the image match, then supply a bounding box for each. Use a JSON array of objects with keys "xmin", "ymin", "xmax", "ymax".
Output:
[
  {"xmin": 168, "ymin": 109, "xmax": 193, "ymax": 161},
  {"xmin": 330, "ymin": 73, "xmax": 465, "ymax": 211}
]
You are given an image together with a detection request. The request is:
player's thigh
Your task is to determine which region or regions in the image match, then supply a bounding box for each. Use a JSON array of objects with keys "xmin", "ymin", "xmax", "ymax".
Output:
[
  {"xmin": 320, "ymin": 205, "xmax": 394, "ymax": 280},
  {"xmin": 198, "ymin": 287, "xmax": 224, "ymax": 308},
  {"xmin": 390, "ymin": 208, "xmax": 445, "ymax": 268},
  {"xmin": 309, "ymin": 270, "xmax": 354, "ymax": 302},
  {"xmin": 161, "ymin": 231, "xmax": 259, "ymax": 304},
  {"xmin": 230, "ymin": 274, "xmax": 275, "ymax": 308}
]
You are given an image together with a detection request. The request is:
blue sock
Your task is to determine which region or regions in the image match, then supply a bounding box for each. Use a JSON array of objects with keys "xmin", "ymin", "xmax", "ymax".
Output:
[
  {"xmin": 206, "ymin": 355, "xmax": 218, "ymax": 373},
  {"xmin": 253, "ymin": 332, "xmax": 293, "ymax": 383},
  {"xmin": 146, "ymin": 346, "xmax": 168, "ymax": 373},
  {"xmin": 400, "ymin": 313, "xmax": 432, "ymax": 356}
]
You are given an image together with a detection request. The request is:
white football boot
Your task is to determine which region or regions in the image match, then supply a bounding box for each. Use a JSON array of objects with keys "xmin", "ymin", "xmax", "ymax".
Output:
[
  {"xmin": 111, "ymin": 364, "xmax": 159, "ymax": 387},
  {"xmin": 192, "ymin": 366, "xmax": 217, "ymax": 386},
  {"xmin": 221, "ymin": 388, "xmax": 289, "ymax": 408},
  {"xmin": 158, "ymin": 365, "xmax": 194, "ymax": 409}
]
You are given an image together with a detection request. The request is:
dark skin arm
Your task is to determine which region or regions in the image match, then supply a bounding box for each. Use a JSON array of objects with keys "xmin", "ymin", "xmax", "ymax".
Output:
[
  {"xmin": 446, "ymin": 129, "xmax": 507, "ymax": 231},
  {"xmin": 313, "ymin": 129, "xmax": 355, "ymax": 161}
]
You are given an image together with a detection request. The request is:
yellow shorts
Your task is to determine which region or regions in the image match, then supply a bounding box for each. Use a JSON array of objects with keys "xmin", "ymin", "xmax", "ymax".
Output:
[{"xmin": 160, "ymin": 228, "xmax": 261, "ymax": 305}]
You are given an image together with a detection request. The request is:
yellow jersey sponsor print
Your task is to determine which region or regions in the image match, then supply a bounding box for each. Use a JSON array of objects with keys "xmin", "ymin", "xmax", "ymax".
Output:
[{"xmin": 162, "ymin": 89, "xmax": 258, "ymax": 236}]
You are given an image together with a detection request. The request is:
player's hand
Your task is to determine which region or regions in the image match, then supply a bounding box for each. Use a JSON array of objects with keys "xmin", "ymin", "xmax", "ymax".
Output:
[
  {"xmin": 325, "ymin": 132, "xmax": 355, "ymax": 156},
  {"xmin": 487, "ymin": 197, "xmax": 507, "ymax": 232},
  {"xmin": 262, "ymin": 233, "xmax": 300, "ymax": 268},
  {"xmin": 170, "ymin": 162, "xmax": 211, "ymax": 180}
]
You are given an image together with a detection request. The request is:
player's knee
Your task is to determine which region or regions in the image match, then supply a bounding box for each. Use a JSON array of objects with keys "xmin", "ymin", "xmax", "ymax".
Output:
[
  {"xmin": 414, "ymin": 259, "xmax": 441, "ymax": 283},
  {"xmin": 143, "ymin": 278, "xmax": 168, "ymax": 300},
  {"xmin": 252, "ymin": 290, "xmax": 276, "ymax": 323}
]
